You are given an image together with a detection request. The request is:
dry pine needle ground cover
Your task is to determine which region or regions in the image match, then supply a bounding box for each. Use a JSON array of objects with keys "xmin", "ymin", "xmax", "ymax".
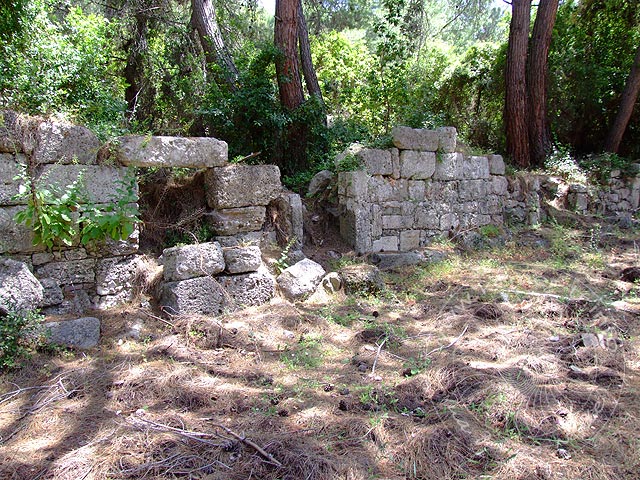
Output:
[{"xmin": 1, "ymin": 222, "xmax": 640, "ymax": 480}]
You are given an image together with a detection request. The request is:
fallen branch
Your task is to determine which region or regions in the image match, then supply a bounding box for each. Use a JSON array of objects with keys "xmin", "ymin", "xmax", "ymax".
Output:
[
  {"xmin": 370, "ymin": 337, "xmax": 387, "ymax": 375},
  {"xmin": 141, "ymin": 310, "xmax": 176, "ymax": 329},
  {"xmin": 425, "ymin": 324, "xmax": 469, "ymax": 358},
  {"xmin": 504, "ymin": 289, "xmax": 596, "ymax": 303}
]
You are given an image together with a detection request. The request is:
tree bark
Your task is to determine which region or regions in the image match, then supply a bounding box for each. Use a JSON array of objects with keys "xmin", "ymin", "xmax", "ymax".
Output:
[
  {"xmin": 527, "ymin": 0, "xmax": 559, "ymax": 166},
  {"xmin": 605, "ymin": 44, "xmax": 640, "ymax": 153},
  {"xmin": 191, "ymin": 0, "xmax": 239, "ymax": 90},
  {"xmin": 275, "ymin": 0, "xmax": 304, "ymax": 111},
  {"xmin": 297, "ymin": 0, "xmax": 324, "ymax": 109},
  {"xmin": 505, "ymin": 0, "xmax": 532, "ymax": 168}
]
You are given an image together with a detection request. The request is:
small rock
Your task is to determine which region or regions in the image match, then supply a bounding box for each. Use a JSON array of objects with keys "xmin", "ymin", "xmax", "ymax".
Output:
[
  {"xmin": 339, "ymin": 264, "xmax": 384, "ymax": 295},
  {"xmin": 556, "ymin": 448, "xmax": 571, "ymax": 460},
  {"xmin": 339, "ymin": 387, "xmax": 350, "ymax": 396},
  {"xmin": 321, "ymin": 272, "xmax": 342, "ymax": 293},
  {"xmin": 357, "ymin": 363, "xmax": 368, "ymax": 372},
  {"xmin": 323, "ymin": 384, "xmax": 334, "ymax": 392},
  {"xmin": 581, "ymin": 333, "xmax": 600, "ymax": 348},
  {"xmin": 276, "ymin": 258, "xmax": 326, "ymax": 301}
]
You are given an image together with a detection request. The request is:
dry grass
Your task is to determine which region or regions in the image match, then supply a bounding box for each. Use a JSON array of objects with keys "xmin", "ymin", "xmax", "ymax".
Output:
[{"xmin": 2, "ymin": 222, "xmax": 640, "ymax": 479}]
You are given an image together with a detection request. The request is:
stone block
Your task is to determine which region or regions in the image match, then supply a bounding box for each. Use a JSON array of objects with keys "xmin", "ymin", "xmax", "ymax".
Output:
[
  {"xmin": 223, "ymin": 245, "xmax": 262, "ymax": 274},
  {"xmin": 205, "ymin": 164, "xmax": 281, "ymax": 209},
  {"xmin": 34, "ymin": 120, "xmax": 100, "ymax": 165},
  {"xmin": 382, "ymin": 215, "xmax": 406, "ymax": 229},
  {"xmin": 390, "ymin": 148, "xmax": 401, "ymax": 179},
  {"xmin": 400, "ymin": 150, "xmax": 436, "ymax": 179},
  {"xmin": 460, "ymin": 213, "xmax": 491, "ymax": 229},
  {"xmin": 433, "ymin": 153, "xmax": 464, "ymax": 180},
  {"xmin": 307, "ymin": 170, "xmax": 334, "ymax": 197},
  {"xmin": 408, "ymin": 180, "xmax": 426, "ymax": 200},
  {"xmin": 44, "ymin": 317, "xmax": 101, "ymax": 349},
  {"xmin": 440, "ymin": 213, "xmax": 459, "ymax": 231},
  {"xmin": 338, "ymin": 170, "xmax": 369, "ymax": 199},
  {"xmin": 391, "ymin": 126, "xmax": 439, "ymax": 151},
  {"xmin": 459, "ymin": 179, "xmax": 487, "ymax": 201},
  {"xmin": 36, "ymin": 259, "xmax": 96, "ymax": 285},
  {"xmin": 437, "ymin": 127, "xmax": 457, "ymax": 153},
  {"xmin": 39, "ymin": 278, "xmax": 64, "ymax": 307},
  {"xmin": 491, "ymin": 176, "xmax": 509, "ymax": 195},
  {"xmin": 161, "ymin": 276, "xmax": 229, "ymax": 316},
  {"xmin": 276, "ymin": 258, "xmax": 326, "ymax": 301},
  {"xmin": 36, "ymin": 165, "xmax": 134, "ymax": 204},
  {"xmin": 0, "ymin": 206, "xmax": 42, "ymax": 254},
  {"xmin": 96, "ymin": 255, "xmax": 140, "ymax": 296},
  {"xmin": 205, "ymin": 206, "xmax": 266, "ymax": 236},
  {"xmin": 115, "ymin": 135, "xmax": 228, "ymax": 168},
  {"xmin": 488, "ymin": 155, "xmax": 505, "ymax": 175},
  {"xmin": 340, "ymin": 204, "xmax": 371, "ymax": 254},
  {"xmin": 371, "ymin": 204, "xmax": 382, "ymax": 238},
  {"xmin": 0, "ymin": 258, "xmax": 44, "ymax": 315},
  {"xmin": 369, "ymin": 251, "xmax": 427, "ymax": 270},
  {"xmin": 163, "ymin": 242, "xmax": 225, "ymax": 281},
  {"xmin": 218, "ymin": 266, "xmax": 275, "ymax": 308},
  {"xmin": 269, "ymin": 192, "xmax": 304, "ymax": 249},
  {"xmin": 463, "ymin": 156, "xmax": 490, "ymax": 179},
  {"xmin": 415, "ymin": 209, "xmax": 439, "ymax": 229},
  {"xmin": 399, "ymin": 230, "xmax": 421, "ymax": 251},
  {"xmin": 0, "ymin": 110, "xmax": 22, "ymax": 153},
  {"xmin": 339, "ymin": 264, "xmax": 384, "ymax": 295},
  {"xmin": 372, "ymin": 235, "xmax": 399, "ymax": 252},
  {"xmin": 358, "ymin": 148, "xmax": 393, "ymax": 176}
]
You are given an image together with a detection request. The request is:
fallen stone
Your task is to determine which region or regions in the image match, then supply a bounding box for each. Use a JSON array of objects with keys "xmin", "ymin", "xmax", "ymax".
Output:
[
  {"xmin": 0, "ymin": 258, "xmax": 44, "ymax": 315},
  {"xmin": 581, "ymin": 333, "xmax": 600, "ymax": 348},
  {"xmin": 339, "ymin": 264, "xmax": 384, "ymax": 295},
  {"xmin": 276, "ymin": 258, "xmax": 326, "ymax": 301},
  {"xmin": 161, "ymin": 276, "xmax": 229, "ymax": 316},
  {"xmin": 162, "ymin": 242, "xmax": 225, "ymax": 282},
  {"xmin": 44, "ymin": 317, "xmax": 101, "ymax": 349},
  {"xmin": 223, "ymin": 245, "xmax": 262, "ymax": 274},
  {"xmin": 307, "ymin": 170, "xmax": 334, "ymax": 197},
  {"xmin": 205, "ymin": 164, "xmax": 281, "ymax": 209},
  {"xmin": 369, "ymin": 251, "xmax": 427, "ymax": 271},
  {"xmin": 322, "ymin": 272, "xmax": 343, "ymax": 293},
  {"xmin": 217, "ymin": 266, "xmax": 275, "ymax": 308},
  {"xmin": 114, "ymin": 135, "xmax": 228, "ymax": 168}
]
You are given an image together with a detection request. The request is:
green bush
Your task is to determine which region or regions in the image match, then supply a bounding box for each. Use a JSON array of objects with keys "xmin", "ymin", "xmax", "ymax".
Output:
[{"xmin": 0, "ymin": 308, "xmax": 46, "ymax": 370}]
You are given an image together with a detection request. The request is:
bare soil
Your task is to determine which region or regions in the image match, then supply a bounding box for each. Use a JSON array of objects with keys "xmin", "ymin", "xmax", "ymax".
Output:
[{"xmin": 2, "ymin": 220, "xmax": 640, "ymax": 480}]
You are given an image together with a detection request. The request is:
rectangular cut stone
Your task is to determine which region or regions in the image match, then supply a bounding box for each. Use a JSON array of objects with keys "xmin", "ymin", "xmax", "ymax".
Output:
[
  {"xmin": 35, "ymin": 121, "xmax": 100, "ymax": 165},
  {"xmin": 95, "ymin": 255, "xmax": 140, "ymax": 296},
  {"xmin": 460, "ymin": 213, "xmax": 491, "ymax": 228},
  {"xmin": 463, "ymin": 156, "xmax": 490, "ymax": 179},
  {"xmin": 36, "ymin": 259, "xmax": 96, "ymax": 285},
  {"xmin": 372, "ymin": 236, "xmax": 399, "ymax": 252},
  {"xmin": 338, "ymin": 170, "xmax": 369, "ymax": 199},
  {"xmin": 459, "ymin": 180, "xmax": 487, "ymax": 200},
  {"xmin": 0, "ymin": 206, "xmax": 43, "ymax": 253},
  {"xmin": 408, "ymin": 180, "xmax": 426, "ymax": 200},
  {"xmin": 382, "ymin": 215, "xmax": 406, "ymax": 229},
  {"xmin": 161, "ymin": 276, "xmax": 229, "ymax": 316},
  {"xmin": 205, "ymin": 164, "xmax": 281, "ymax": 209},
  {"xmin": 400, "ymin": 151, "xmax": 436, "ymax": 179},
  {"xmin": 491, "ymin": 176, "xmax": 509, "ymax": 195},
  {"xmin": 358, "ymin": 148, "xmax": 392, "ymax": 176},
  {"xmin": 206, "ymin": 206, "xmax": 266, "ymax": 235},
  {"xmin": 36, "ymin": 165, "xmax": 134, "ymax": 204},
  {"xmin": 368, "ymin": 176, "xmax": 394, "ymax": 202},
  {"xmin": 437, "ymin": 127, "xmax": 457, "ymax": 153},
  {"xmin": 415, "ymin": 209, "xmax": 439, "ymax": 229},
  {"xmin": 488, "ymin": 155, "xmax": 505, "ymax": 175},
  {"xmin": 371, "ymin": 204, "xmax": 382, "ymax": 238},
  {"xmin": 340, "ymin": 204, "xmax": 371, "ymax": 254},
  {"xmin": 217, "ymin": 266, "xmax": 275, "ymax": 308},
  {"xmin": 390, "ymin": 148, "xmax": 400, "ymax": 179},
  {"xmin": 163, "ymin": 242, "xmax": 225, "ymax": 281},
  {"xmin": 399, "ymin": 230, "xmax": 420, "ymax": 251},
  {"xmin": 116, "ymin": 135, "xmax": 228, "ymax": 168},
  {"xmin": 440, "ymin": 212, "xmax": 459, "ymax": 231},
  {"xmin": 392, "ymin": 126, "xmax": 439, "ymax": 151},
  {"xmin": 433, "ymin": 153, "xmax": 464, "ymax": 180}
]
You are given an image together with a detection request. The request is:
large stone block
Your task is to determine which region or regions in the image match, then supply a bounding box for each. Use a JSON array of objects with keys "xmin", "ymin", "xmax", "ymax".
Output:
[
  {"xmin": 340, "ymin": 204, "xmax": 372, "ymax": 254},
  {"xmin": 440, "ymin": 213, "xmax": 459, "ymax": 231},
  {"xmin": 205, "ymin": 164, "xmax": 281, "ymax": 209},
  {"xmin": 437, "ymin": 127, "xmax": 457, "ymax": 153},
  {"xmin": 463, "ymin": 156, "xmax": 490, "ymax": 179},
  {"xmin": 433, "ymin": 153, "xmax": 464, "ymax": 180},
  {"xmin": 276, "ymin": 258, "xmax": 326, "ymax": 301},
  {"xmin": 337, "ymin": 170, "xmax": 369, "ymax": 199},
  {"xmin": 359, "ymin": 148, "xmax": 393, "ymax": 176},
  {"xmin": 0, "ymin": 206, "xmax": 41, "ymax": 254},
  {"xmin": 392, "ymin": 126, "xmax": 439, "ymax": 151},
  {"xmin": 490, "ymin": 176, "xmax": 509, "ymax": 196},
  {"xmin": 400, "ymin": 150, "xmax": 436, "ymax": 179},
  {"xmin": 163, "ymin": 242, "xmax": 225, "ymax": 281},
  {"xmin": 223, "ymin": 245, "xmax": 262, "ymax": 274},
  {"xmin": 399, "ymin": 230, "xmax": 421, "ymax": 251},
  {"xmin": 115, "ymin": 135, "xmax": 228, "ymax": 168},
  {"xmin": 0, "ymin": 258, "xmax": 44, "ymax": 315},
  {"xmin": 36, "ymin": 259, "xmax": 96, "ymax": 285},
  {"xmin": 205, "ymin": 206, "xmax": 266, "ymax": 235},
  {"xmin": 35, "ymin": 165, "xmax": 134, "ymax": 204},
  {"xmin": 218, "ymin": 266, "xmax": 275, "ymax": 308},
  {"xmin": 488, "ymin": 155, "xmax": 505, "ymax": 175},
  {"xmin": 44, "ymin": 317, "xmax": 101, "ymax": 349},
  {"xmin": 459, "ymin": 179, "xmax": 488, "ymax": 201},
  {"xmin": 34, "ymin": 120, "xmax": 100, "ymax": 165},
  {"xmin": 96, "ymin": 255, "xmax": 140, "ymax": 296},
  {"xmin": 408, "ymin": 180, "xmax": 426, "ymax": 200},
  {"xmin": 161, "ymin": 276, "xmax": 229, "ymax": 315},
  {"xmin": 372, "ymin": 235, "xmax": 399, "ymax": 252},
  {"xmin": 415, "ymin": 209, "xmax": 439, "ymax": 229},
  {"xmin": 0, "ymin": 110, "xmax": 22, "ymax": 153}
]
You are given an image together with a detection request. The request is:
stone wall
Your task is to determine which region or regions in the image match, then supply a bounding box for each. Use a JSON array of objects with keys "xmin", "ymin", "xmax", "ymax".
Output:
[{"xmin": 337, "ymin": 126, "xmax": 508, "ymax": 254}]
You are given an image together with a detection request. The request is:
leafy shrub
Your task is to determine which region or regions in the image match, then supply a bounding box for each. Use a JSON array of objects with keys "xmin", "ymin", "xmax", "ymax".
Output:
[{"xmin": 0, "ymin": 308, "xmax": 46, "ymax": 370}]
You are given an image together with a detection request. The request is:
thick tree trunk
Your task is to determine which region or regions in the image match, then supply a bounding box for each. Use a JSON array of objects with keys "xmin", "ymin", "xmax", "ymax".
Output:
[
  {"xmin": 191, "ymin": 0, "xmax": 239, "ymax": 90},
  {"xmin": 124, "ymin": 12, "xmax": 148, "ymax": 119},
  {"xmin": 605, "ymin": 44, "xmax": 640, "ymax": 153},
  {"xmin": 297, "ymin": 1, "xmax": 324, "ymax": 108},
  {"xmin": 505, "ymin": 0, "xmax": 532, "ymax": 168},
  {"xmin": 527, "ymin": 0, "xmax": 558, "ymax": 166},
  {"xmin": 275, "ymin": 0, "xmax": 304, "ymax": 111}
]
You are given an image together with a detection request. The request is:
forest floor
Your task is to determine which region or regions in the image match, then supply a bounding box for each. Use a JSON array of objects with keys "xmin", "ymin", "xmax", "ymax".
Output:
[{"xmin": 1, "ymin": 219, "xmax": 640, "ymax": 480}]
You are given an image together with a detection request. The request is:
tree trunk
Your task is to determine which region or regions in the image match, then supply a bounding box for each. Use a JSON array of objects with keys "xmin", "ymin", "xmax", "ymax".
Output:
[
  {"xmin": 527, "ymin": 0, "xmax": 558, "ymax": 166},
  {"xmin": 297, "ymin": 0, "xmax": 324, "ymax": 108},
  {"xmin": 605, "ymin": 44, "xmax": 640, "ymax": 153},
  {"xmin": 191, "ymin": 0, "xmax": 239, "ymax": 90},
  {"xmin": 124, "ymin": 12, "xmax": 148, "ymax": 120},
  {"xmin": 275, "ymin": 0, "xmax": 304, "ymax": 111},
  {"xmin": 505, "ymin": 0, "xmax": 532, "ymax": 168}
]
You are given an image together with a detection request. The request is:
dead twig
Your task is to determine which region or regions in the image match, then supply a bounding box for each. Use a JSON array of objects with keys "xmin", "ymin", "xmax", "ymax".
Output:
[
  {"xmin": 141, "ymin": 309, "xmax": 176, "ymax": 329},
  {"xmin": 424, "ymin": 324, "xmax": 469, "ymax": 358},
  {"xmin": 371, "ymin": 337, "xmax": 387, "ymax": 375},
  {"xmin": 128, "ymin": 416, "xmax": 227, "ymax": 448}
]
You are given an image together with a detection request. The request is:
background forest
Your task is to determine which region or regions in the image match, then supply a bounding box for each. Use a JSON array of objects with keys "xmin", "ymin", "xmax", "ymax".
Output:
[{"xmin": 1, "ymin": 0, "xmax": 639, "ymax": 188}]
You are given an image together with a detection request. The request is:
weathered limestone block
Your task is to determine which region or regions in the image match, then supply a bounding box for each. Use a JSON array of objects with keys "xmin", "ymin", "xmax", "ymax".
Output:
[
  {"xmin": 0, "ymin": 110, "xmax": 22, "ymax": 153},
  {"xmin": 459, "ymin": 179, "xmax": 488, "ymax": 201},
  {"xmin": 415, "ymin": 209, "xmax": 439, "ymax": 229},
  {"xmin": 340, "ymin": 204, "xmax": 372, "ymax": 254},
  {"xmin": 372, "ymin": 235, "xmax": 399, "ymax": 252},
  {"xmin": 368, "ymin": 176, "xmax": 407, "ymax": 202},
  {"xmin": 218, "ymin": 266, "xmax": 275, "ymax": 307},
  {"xmin": 307, "ymin": 170, "xmax": 334, "ymax": 197},
  {"xmin": 205, "ymin": 164, "xmax": 281, "ymax": 209},
  {"xmin": 339, "ymin": 264, "xmax": 384, "ymax": 295},
  {"xmin": 42, "ymin": 288, "xmax": 92, "ymax": 316},
  {"xmin": 488, "ymin": 155, "xmax": 505, "ymax": 175},
  {"xmin": 269, "ymin": 192, "xmax": 304, "ymax": 249},
  {"xmin": 408, "ymin": 180, "xmax": 426, "ymax": 200},
  {"xmin": 0, "ymin": 206, "xmax": 41, "ymax": 254},
  {"xmin": 206, "ymin": 206, "xmax": 266, "ymax": 236},
  {"xmin": 437, "ymin": 127, "xmax": 457, "ymax": 153},
  {"xmin": 463, "ymin": 156, "xmax": 490, "ymax": 179},
  {"xmin": 163, "ymin": 242, "xmax": 224, "ymax": 281},
  {"xmin": 115, "ymin": 135, "xmax": 228, "ymax": 168},
  {"xmin": 490, "ymin": 176, "xmax": 509, "ymax": 196},
  {"xmin": 36, "ymin": 165, "xmax": 133, "ymax": 204},
  {"xmin": 433, "ymin": 153, "xmax": 464, "ymax": 180},
  {"xmin": 44, "ymin": 317, "xmax": 101, "ymax": 349},
  {"xmin": 36, "ymin": 259, "xmax": 97, "ymax": 285},
  {"xmin": 370, "ymin": 251, "xmax": 427, "ymax": 270},
  {"xmin": 440, "ymin": 212, "xmax": 459, "ymax": 231},
  {"xmin": 399, "ymin": 230, "xmax": 421, "ymax": 251},
  {"xmin": 34, "ymin": 120, "xmax": 100, "ymax": 165},
  {"xmin": 382, "ymin": 214, "xmax": 409, "ymax": 230},
  {"xmin": 0, "ymin": 258, "xmax": 44, "ymax": 315},
  {"xmin": 276, "ymin": 258, "xmax": 326, "ymax": 301},
  {"xmin": 459, "ymin": 213, "xmax": 491, "ymax": 229},
  {"xmin": 39, "ymin": 278, "xmax": 64, "ymax": 307},
  {"xmin": 223, "ymin": 245, "xmax": 262, "ymax": 274},
  {"xmin": 95, "ymin": 255, "xmax": 140, "ymax": 296},
  {"xmin": 371, "ymin": 204, "xmax": 382, "ymax": 238},
  {"xmin": 400, "ymin": 150, "xmax": 436, "ymax": 179},
  {"xmin": 161, "ymin": 276, "xmax": 229, "ymax": 315},
  {"xmin": 390, "ymin": 148, "xmax": 401, "ymax": 179},
  {"xmin": 357, "ymin": 148, "xmax": 392, "ymax": 176},
  {"xmin": 0, "ymin": 153, "xmax": 28, "ymax": 206},
  {"xmin": 425, "ymin": 180, "xmax": 459, "ymax": 203},
  {"xmin": 392, "ymin": 126, "xmax": 439, "ymax": 151},
  {"xmin": 338, "ymin": 170, "xmax": 369, "ymax": 199}
]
